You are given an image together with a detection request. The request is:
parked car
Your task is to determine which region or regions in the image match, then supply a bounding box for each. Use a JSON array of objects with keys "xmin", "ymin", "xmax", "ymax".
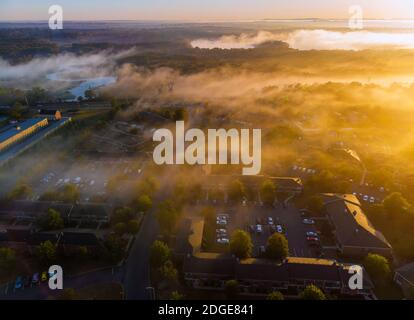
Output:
[
  {"xmin": 23, "ymin": 276, "xmax": 31, "ymax": 287},
  {"xmin": 369, "ymin": 196, "xmax": 375, "ymax": 203},
  {"xmin": 255, "ymin": 224, "xmax": 263, "ymax": 233},
  {"xmin": 32, "ymin": 273, "xmax": 40, "ymax": 285},
  {"xmin": 259, "ymin": 246, "xmax": 266, "ymax": 255},
  {"xmin": 41, "ymin": 271, "xmax": 48, "ymax": 282},
  {"xmin": 363, "ymin": 195, "xmax": 369, "ymax": 201},
  {"xmin": 306, "ymin": 231, "xmax": 318, "ymax": 237},
  {"xmin": 217, "ymin": 238, "xmax": 229, "ymax": 244},
  {"xmin": 14, "ymin": 276, "xmax": 23, "ymax": 290},
  {"xmin": 306, "ymin": 236, "xmax": 320, "ymax": 242},
  {"xmin": 303, "ymin": 218, "xmax": 315, "ymax": 225},
  {"xmin": 267, "ymin": 217, "xmax": 274, "ymax": 225},
  {"xmin": 276, "ymin": 225, "xmax": 283, "ymax": 234},
  {"xmin": 216, "ymin": 219, "xmax": 227, "ymax": 226}
]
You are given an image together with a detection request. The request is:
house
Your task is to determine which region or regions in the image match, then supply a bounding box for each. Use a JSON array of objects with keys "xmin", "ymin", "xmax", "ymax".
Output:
[
  {"xmin": 25, "ymin": 231, "xmax": 101, "ymax": 256},
  {"xmin": 322, "ymin": 193, "xmax": 392, "ymax": 258},
  {"xmin": 38, "ymin": 109, "xmax": 62, "ymax": 120},
  {"xmin": 394, "ymin": 262, "xmax": 414, "ymax": 299},
  {"xmin": 60, "ymin": 232, "xmax": 102, "ymax": 256},
  {"xmin": 205, "ymin": 174, "xmax": 303, "ymax": 195},
  {"xmin": 0, "ymin": 227, "xmax": 31, "ymax": 251},
  {"xmin": 183, "ymin": 254, "xmax": 374, "ymax": 298},
  {"xmin": 0, "ymin": 200, "xmax": 109, "ymax": 224}
]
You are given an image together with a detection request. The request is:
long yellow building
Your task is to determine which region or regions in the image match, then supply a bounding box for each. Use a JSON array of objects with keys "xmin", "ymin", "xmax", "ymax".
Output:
[{"xmin": 0, "ymin": 118, "xmax": 48, "ymax": 152}]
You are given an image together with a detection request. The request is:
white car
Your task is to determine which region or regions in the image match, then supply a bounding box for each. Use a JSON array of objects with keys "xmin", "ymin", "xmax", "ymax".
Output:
[
  {"xmin": 255, "ymin": 224, "xmax": 263, "ymax": 233},
  {"xmin": 303, "ymin": 218, "xmax": 315, "ymax": 225},
  {"xmin": 306, "ymin": 231, "xmax": 318, "ymax": 237},
  {"xmin": 267, "ymin": 217, "xmax": 274, "ymax": 225},
  {"xmin": 369, "ymin": 197, "xmax": 375, "ymax": 203},
  {"xmin": 276, "ymin": 225, "xmax": 283, "ymax": 233},
  {"xmin": 217, "ymin": 238, "xmax": 229, "ymax": 244}
]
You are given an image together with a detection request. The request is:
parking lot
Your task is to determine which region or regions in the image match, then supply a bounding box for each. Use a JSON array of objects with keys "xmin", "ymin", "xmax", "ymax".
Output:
[
  {"xmin": 212, "ymin": 202, "xmax": 321, "ymax": 258},
  {"xmin": 32, "ymin": 158, "xmax": 145, "ymax": 202}
]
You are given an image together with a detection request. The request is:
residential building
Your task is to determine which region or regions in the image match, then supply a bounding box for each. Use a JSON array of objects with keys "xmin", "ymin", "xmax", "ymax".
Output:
[
  {"xmin": 322, "ymin": 193, "xmax": 392, "ymax": 258},
  {"xmin": 394, "ymin": 262, "xmax": 414, "ymax": 299}
]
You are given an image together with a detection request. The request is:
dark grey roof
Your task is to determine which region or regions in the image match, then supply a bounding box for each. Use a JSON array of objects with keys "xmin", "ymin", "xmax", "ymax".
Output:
[
  {"xmin": 60, "ymin": 232, "xmax": 100, "ymax": 246},
  {"xmin": 322, "ymin": 194, "xmax": 391, "ymax": 250},
  {"xmin": 183, "ymin": 255, "xmax": 236, "ymax": 276},
  {"xmin": 236, "ymin": 259, "xmax": 289, "ymax": 281},
  {"xmin": 26, "ymin": 232, "xmax": 60, "ymax": 246}
]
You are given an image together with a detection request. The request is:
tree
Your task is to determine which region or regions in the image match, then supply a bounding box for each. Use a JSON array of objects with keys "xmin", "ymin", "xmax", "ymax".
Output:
[
  {"xmin": 77, "ymin": 246, "xmax": 88, "ymax": 260},
  {"xmin": 127, "ymin": 220, "xmax": 140, "ymax": 234},
  {"xmin": 37, "ymin": 208, "xmax": 64, "ymax": 231},
  {"xmin": 36, "ymin": 241, "xmax": 57, "ymax": 265},
  {"xmin": 230, "ymin": 230, "xmax": 253, "ymax": 259},
  {"xmin": 60, "ymin": 184, "xmax": 80, "ymax": 203},
  {"xmin": 299, "ymin": 284, "xmax": 326, "ymax": 300},
  {"xmin": 136, "ymin": 176, "xmax": 159, "ymax": 197},
  {"xmin": 170, "ymin": 291, "xmax": 185, "ymax": 300},
  {"xmin": 156, "ymin": 200, "xmax": 179, "ymax": 235},
  {"xmin": 266, "ymin": 291, "xmax": 284, "ymax": 300},
  {"xmin": 134, "ymin": 194, "xmax": 152, "ymax": 212},
  {"xmin": 150, "ymin": 240, "xmax": 171, "ymax": 269},
  {"xmin": 306, "ymin": 195, "xmax": 324, "ymax": 214},
  {"xmin": 363, "ymin": 253, "xmax": 391, "ymax": 282},
  {"xmin": 209, "ymin": 187, "xmax": 224, "ymax": 202},
  {"xmin": 104, "ymin": 235, "xmax": 125, "ymax": 263},
  {"xmin": 0, "ymin": 247, "xmax": 16, "ymax": 274},
  {"xmin": 383, "ymin": 192, "xmax": 411, "ymax": 218},
  {"xmin": 114, "ymin": 222, "xmax": 127, "ymax": 236},
  {"xmin": 112, "ymin": 207, "xmax": 135, "ymax": 225},
  {"xmin": 266, "ymin": 233, "xmax": 289, "ymax": 260},
  {"xmin": 7, "ymin": 183, "xmax": 32, "ymax": 200},
  {"xmin": 228, "ymin": 179, "xmax": 246, "ymax": 203},
  {"xmin": 260, "ymin": 180, "xmax": 277, "ymax": 206},
  {"xmin": 39, "ymin": 190, "xmax": 60, "ymax": 201},
  {"xmin": 159, "ymin": 260, "xmax": 178, "ymax": 283},
  {"xmin": 224, "ymin": 280, "xmax": 240, "ymax": 299}
]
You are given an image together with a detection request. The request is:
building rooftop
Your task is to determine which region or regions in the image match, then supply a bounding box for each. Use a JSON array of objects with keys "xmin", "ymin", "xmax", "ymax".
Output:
[
  {"xmin": 0, "ymin": 118, "xmax": 47, "ymax": 144},
  {"xmin": 322, "ymin": 193, "xmax": 391, "ymax": 250},
  {"xmin": 395, "ymin": 262, "xmax": 414, "ymax": 286}
]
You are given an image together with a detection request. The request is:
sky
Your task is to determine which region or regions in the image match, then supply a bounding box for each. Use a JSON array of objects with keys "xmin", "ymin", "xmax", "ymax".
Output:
[{"xmin": 1, "ymin": 0, "xmax": 414, "ymax": 21}]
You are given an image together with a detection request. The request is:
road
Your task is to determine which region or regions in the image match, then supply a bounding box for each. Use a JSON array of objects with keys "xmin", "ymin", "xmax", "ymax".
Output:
[{"xmin": 123, "ymin": 199, "xmax": 159, "ymax": 300}]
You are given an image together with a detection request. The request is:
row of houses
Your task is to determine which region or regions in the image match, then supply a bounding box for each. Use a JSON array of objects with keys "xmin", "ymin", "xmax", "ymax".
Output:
[
  {"xmin": 175, "ymin": 217, "xmax": 375, "ymax": 299},
  {"xmin": 0, "ymin": 228, "xmax": 102, "ymax": 256},
  {"xmin": 0, "ymin": 200, "xmax": 110, "ymax": 224}
]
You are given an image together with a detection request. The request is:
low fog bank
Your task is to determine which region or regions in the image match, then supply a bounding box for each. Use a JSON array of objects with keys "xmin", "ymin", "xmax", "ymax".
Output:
[
  {"xmin": 0, "ymin": 48, "xmax": 138, "ymax": 89},
  {"xmin": 191, "ymin": 29, "xmax": 414, "ymax": 51}
]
